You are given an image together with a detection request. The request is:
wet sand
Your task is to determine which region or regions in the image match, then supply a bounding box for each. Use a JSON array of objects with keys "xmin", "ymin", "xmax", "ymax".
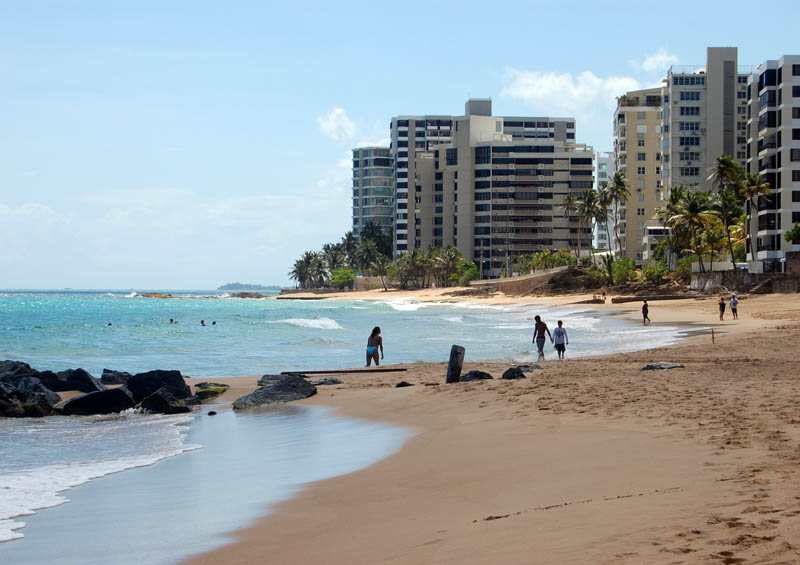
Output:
[{"xmin": 187, "ymin": 293, "xmax": 800, "ymax": 564}]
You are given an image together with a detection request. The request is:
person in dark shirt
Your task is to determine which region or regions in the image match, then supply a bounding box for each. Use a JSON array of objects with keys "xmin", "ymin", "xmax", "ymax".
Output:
[{"xmin": 642, "ymin": 300, "xmax": 650, "ymax": 325}]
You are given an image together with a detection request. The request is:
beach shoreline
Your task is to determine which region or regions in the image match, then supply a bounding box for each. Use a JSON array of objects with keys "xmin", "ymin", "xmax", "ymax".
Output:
[{"xmin": 184, "ymin": 292, "xmax": 800, "ymax": 565}]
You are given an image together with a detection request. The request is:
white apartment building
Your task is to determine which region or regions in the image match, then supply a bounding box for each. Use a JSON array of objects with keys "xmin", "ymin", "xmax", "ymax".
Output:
[
  {"xmin": 352, "ymin": 146, "xmax": 393, "ymax": 236},
  {"xmin": 744, "ymin": 55, "xmax": 800, "ymax": 273},
  {"xmin": 389, "ymin": 99, "xmax": 576, "ymax": 256},
  {"xmin": 660, "ymin": 47, "xmax": 750, "ymax": 194}
]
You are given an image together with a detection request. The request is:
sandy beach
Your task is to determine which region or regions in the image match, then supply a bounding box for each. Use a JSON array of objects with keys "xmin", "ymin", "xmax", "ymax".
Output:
[{"xmin": 181, "ymin": 292, "xmax": 800, "ymax": 564}]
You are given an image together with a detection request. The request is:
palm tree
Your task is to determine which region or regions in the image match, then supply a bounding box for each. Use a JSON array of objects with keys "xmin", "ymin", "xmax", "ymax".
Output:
[
  {"xmin": 606, "ymin": 172, "xmax": 630, "ymax": 255},
  {"xmin": 288, "ymin": 252, "xmax": 313, "ymax": 289},
  {"xmin": 321, "ymin": 242, "xmax": 346, "ymax": 271},
  {"xmin": 341, "ymin": 231, "xmax": 358, "ymax": 268},
  {"xmin": 355, "ymin": 239, "xmax": 380, "ymax": 274},
  {"xmin": 577, "ymin": 190, "xmax": 599, "ymax": 265},
  {"xmin": 708, "ymin": 155, "xmax": 745, "ymax": 269},
  {"xmin": 563, "ymin": 193, "xmax": 579, "ymax": 259},
  {"xmin": 371, "ymin": 254, "xmax": 390, "ymax": 291},
  {"xmin": 667, "ymin": 191, "xmax": 716, "ymax": 273},
  {"xmin": 740, "ymin": 172, "xmax": 772, "ymax": 259}
]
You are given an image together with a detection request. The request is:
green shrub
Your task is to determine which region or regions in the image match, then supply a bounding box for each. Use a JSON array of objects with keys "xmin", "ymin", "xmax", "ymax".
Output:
[
  {"xmin": 612, "ymin": 257, "xmax": 636, "ymax": 285},
  {"xmin": 330, "ymin": 267, "xmax": 355, "ymax": 290},
  {"xmin": 457, "ymin": 261, "xmax": 479, "ymax": 285},
  {"xmin": 585, "ymin": 266, "xmax": 608, "ymax": 286},
  {"xmin": 675, "ymin": 256, "xmax": 694, "ymax": 282},
  {"xmin": 642, "ymin": 261, "xmax": 668, "ymax": 284}
]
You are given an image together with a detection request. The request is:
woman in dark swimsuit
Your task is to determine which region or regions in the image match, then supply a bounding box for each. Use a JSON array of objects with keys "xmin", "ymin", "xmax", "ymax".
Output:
[{"xmin": 366, "ymin": 326, "xmax": 384, "ymax": 367}]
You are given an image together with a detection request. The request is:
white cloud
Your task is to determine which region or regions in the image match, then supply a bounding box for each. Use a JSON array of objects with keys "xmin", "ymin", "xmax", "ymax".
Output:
[
  {"xmin": 317, "ymin": 106, "xmax": 356, "ymax": 141},
  {"xmin": 630, "ymin": 48, "xmax": 679, "ymax": 73},
  {"xmin": 353, "ymin": 137, "xmax": 390, "ymax": 149}
]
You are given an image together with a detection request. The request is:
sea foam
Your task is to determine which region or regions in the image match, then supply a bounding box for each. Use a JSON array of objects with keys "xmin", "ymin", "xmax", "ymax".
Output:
[{"xmin": 269, "ymin": 317, "xmax": 343, "ymax": 330}]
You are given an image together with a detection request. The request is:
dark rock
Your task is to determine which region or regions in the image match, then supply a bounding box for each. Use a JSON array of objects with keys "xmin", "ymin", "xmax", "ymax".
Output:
[
  {"xmin": 257, "ymin": 374, "xmax": 287, "ymax": 386},
  {"xmin": 126, "ymin": 370, "xmax": 191, "ymax": 403},
  {"xmin": 233, "ymin": 374, "xmax": 316, "ymax": 410},
  {"xmin": 459, "ymin": 370, "xmax": 493, "ymax": 382},
  {"xmin": 515, "ymin": 364, "xmax": 541, "ymax": 373},
  {"xmin": 311, "ymin": 377, "xmax": 343, "ymax": 386},
  {"xmin": 192, "ymin": 382, "xmax": 230, "ymax": 402},
  {"xmin": 0, "ymin": 376, "xmax": 61, "ymax": 417},
  {"xmin": 60, "ymin": 388, "xmax": 135, "ymax": 416},
  {"xmin": 395, "ymin": 381, "xmax": 414, "ymax": 388},
  {"xmin": 0, "ymin": 360, "xmax": 39, "ymax": 380},
  {"xmin": 641, "ymin": 362, "xmax": 684, "ymax": 371},
  {"xmin": 207, "ymin": 410, "xmax": 217, "ymax": 416},
  {"xmin": 38, "ymin": 368, "xmax": 104, "ymax": 393},
  {"xmin": 501, "ymin": 367, "xmax": 527, "ymax": 380},
  {"xmin": 101, "ymin": 369, "xmax": 132, "ymax": 385},
  {"xmin": 139, "ymin": 387, "xmax": 191, "ymax": 414}
]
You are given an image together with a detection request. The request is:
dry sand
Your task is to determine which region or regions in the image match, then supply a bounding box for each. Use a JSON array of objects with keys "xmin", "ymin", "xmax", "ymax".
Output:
[{"xmin": 187, "ymin": 293, "xmax": 800, "ymax": 565}]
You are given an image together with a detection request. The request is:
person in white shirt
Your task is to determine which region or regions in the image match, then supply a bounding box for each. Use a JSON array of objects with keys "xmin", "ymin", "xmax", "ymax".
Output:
[
  {"xmin": 552, "ymin": 320, "xmax": 569, "ymax": 360},
  {"xmin": 730, "ymin": 294, "xmax": 739, "ymax": 320}
]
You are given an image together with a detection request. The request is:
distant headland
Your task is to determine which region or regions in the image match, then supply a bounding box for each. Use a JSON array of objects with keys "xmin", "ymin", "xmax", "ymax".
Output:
[{"xmin": 217, "ymin": 283, "xmax": 281, "ymax": 291}]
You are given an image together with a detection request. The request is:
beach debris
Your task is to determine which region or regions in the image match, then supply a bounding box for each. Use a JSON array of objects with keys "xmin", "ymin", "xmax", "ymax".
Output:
[
  {"xmin": 192, "ymin": 382, "xmax": 230, "ymax": 401},
  {"xmin": 125, "ymin": 370, "xmax": 192, "ymax": 403},
  {"xmin": 641, "ymin": 362, "xmax": 685, "ymax": 371},
  {"xmin": 139, "ymin": 386, "xmax": 191, "ymax": 414},
  {"xmin": 60, "ymin": 388, "xmax": 135, "ymax": 416},
  {"xmin": 0, "ymin": 375, "xmax": 62, "ymax": 417},
  {"xmin": 446, "ymin": 345, "xmax": 466, "ymax": 383},
  {"xmin": 233, "ymin": 374, "xmax": 316, "ymax": 410},
  {"xmin": 501, "ymin": 367, "xmax": 527, "ymax": 380},
  {"xmin": 395, "ymin": 381, "xmax": 413, "ymax": 388},
  {"xmin": 459, "ymin": 370, "xmax": 493, "ymax": 382},
  {"xmin": 207, "ymin": 410, "xmax": 217, "ymax": 416},
  {"xmin": 311, "ymin": 377, "xmax": 343, "ymax": 386},
  {"xmin": 101, "ymin": 369, "xmax": 132, "ymax": 385},
  {"xmin": 37, "ymin": 368, "xmax": 104, "ymax": 393}
]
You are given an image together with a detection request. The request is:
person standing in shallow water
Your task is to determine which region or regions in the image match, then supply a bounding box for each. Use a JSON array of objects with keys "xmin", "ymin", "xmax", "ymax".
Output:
[
  {"xmin": 552, "ymin": 320, "xmax": 569, "ymax": 360},
  {"xmin": 366, "ymin": 326, "xmax": 384, "ymax": 367},
  {"xmin": 532, "ymin": 315, "xmax": 552, "ymax": 362},
  {"xmin": 642, "ymin": 300, "xmax": 650, "ymax": 325}
]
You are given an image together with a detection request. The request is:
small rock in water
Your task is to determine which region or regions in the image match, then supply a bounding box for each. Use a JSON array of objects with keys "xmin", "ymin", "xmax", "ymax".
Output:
[
  {"xmin": 60, "ymin": 387, "xmax": 135, "ymax": 416},
  {"xmin": 233, "ymin": 374, "xmax": 316, "ymax": 410},
  {"xmin": 459, "ymin": 370, "xmax": 493, "ymax": 382},
  {"xmin": 207, "ymin": 410, "xmax": 217, "ymax": 416},
  {"xmin": 501, "ymin": 367, "xmax": 527, "ymax": 380},
  {"xmin": 312, "ymin": 377, "xmax": 343, "ymax": 386},
  {"xmin": 139, "ymin": 386, "xmax": 191, "ymax": 414},
  {"xmin": 641, "ymin": 362, "xmax": 684, "ymax": 371},
  {"xmin": 395, "ymin": 381, "xmax": 413, "ymax": 388},
  {"xmin": 193, "ymin": 382, "xmax": 230, "ymax": 401}
]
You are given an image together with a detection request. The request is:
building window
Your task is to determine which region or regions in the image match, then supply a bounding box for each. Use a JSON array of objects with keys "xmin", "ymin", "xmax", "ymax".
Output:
[
  {"xmin": 792, "ymin": 149, "xmax": 800, "ymax": 162},
  {"xmin": 794, "ymin": 129, "xmax": 800, "ymax": 141},
  {"xmin": 680, "ymin": 137, "xmax": 700, "ymax": 146},
  {"xmin": 794, "ymin": 64, "xmax": 800, "ymax": 76},
  {"xmin": 680, "ymin": 106, "xmax": 701, "ymax": 116},
  {"xmin": 445, "ymin": 148, "xmax": 458, "ymax": 166},
  {"xmin": 679, "ymin": 91, "xmax": 701, "ymax": 101},
  {"xmin": 794, "ymin": 86, "xmax": 800, "ymax": 98},
  {"xmin": 792, "ymin": 170, "xmax": 800, "ymax": 182},
  {"xmin": 637, "ymin": 152, "xmax": 646, "ymax": 161},
  {"xmin": 637, "ymin": 167, "xmax": 646, "ymax": 175},
  {"xmin": 474, "ymin": 146, "xmax": 490, "ymax": 164},
  {"xmin": 680, "ymin": 167, "xmax": 700, "ymax": 176},
  {"xmin": 679, "ymin": 121, "xmax": 700, "ymax": 131}
]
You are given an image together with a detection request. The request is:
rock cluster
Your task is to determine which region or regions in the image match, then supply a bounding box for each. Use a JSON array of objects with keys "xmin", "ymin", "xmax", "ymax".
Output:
[{"xmin": 233, "ymin": 374, "xmax": 316, "ymax": 410}]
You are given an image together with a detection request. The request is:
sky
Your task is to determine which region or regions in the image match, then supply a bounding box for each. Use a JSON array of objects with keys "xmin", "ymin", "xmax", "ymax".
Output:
[{"xmin": 1, "ymin": 0, "xmax": 799, "ymax": 289}]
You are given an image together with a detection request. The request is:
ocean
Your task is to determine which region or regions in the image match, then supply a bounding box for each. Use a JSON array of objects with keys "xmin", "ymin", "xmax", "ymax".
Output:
[{"xmin": 0, "ymin": 290, "xmax": 684, "ymax": 560}]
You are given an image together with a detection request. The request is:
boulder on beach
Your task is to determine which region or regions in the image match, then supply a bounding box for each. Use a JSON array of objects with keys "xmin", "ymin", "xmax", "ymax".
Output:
[
  {"xmin": 459, "ymin": 370, "xmax": 493, "ymax": 382},
  {"xmin": 395, "ymin": 381, "xmax": 414, "ymax": 388},
  {"xmin": 38, "ymin": 368, "xmax": 104, "ymax": 393},
  {"xmin": 139, "ymin": 387, "xmax": 191, "ymax": 414},
  {"xmin": 60, "ymin": 387, "xmax": 135, "ymax": 416},
  {"xmin": 0, "ymin": 360, "xmax": 40, "ymax": 380},
  {"xmin": 501, "ymin": 367, "xmax": 527, "ymax": 380},
  {"xmin": 0, "ymin": 376, "xmax": 62, "ymax": 417},
  {"xmin": 125, "ymin": 370, "xmax": 191, "ymax": 403},
  {"xmin": 641, "ymin": 362, "xmax": 684, "ymax": 371},
  {"xmin": 311, "ymin": 377, "xmax": 343, "ymax": 386},
  {"xmin": 233, "ymin": 374, "xmax": 316, "ymax": 410},
  {"xmin": 101, "ymin": 369, "xmax": 132, "ymax": 385},
  {"xmin": 192, "ymin": 382, "xmax": 230, "ymax": 401}
]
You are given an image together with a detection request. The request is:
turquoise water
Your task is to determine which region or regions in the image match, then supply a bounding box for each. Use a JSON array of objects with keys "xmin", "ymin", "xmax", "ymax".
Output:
[
  {"xmin": 0, "ymin": 289, "xmax": 685, "ymax": 558},
  {"xmin": 0, "ymin": 291, "xmax": 683, "ymax": 377}
]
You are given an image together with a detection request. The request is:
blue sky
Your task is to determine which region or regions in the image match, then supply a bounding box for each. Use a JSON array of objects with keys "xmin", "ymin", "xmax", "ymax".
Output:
[{"xmin": 1, "ymin": 0, "xmax": 798, "ymax": 288}]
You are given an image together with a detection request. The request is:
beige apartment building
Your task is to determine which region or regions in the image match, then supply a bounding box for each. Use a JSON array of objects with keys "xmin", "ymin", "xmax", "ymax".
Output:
[
  {"xmin": 661, "ymin": 47, "xmax": 749, "ymax": 194},
  {"xmin": 744, "ymin": 55, "xmax": 800, "ymax": 273},
  {"xmin": 613, "ymin": 87, "xmax": 663, "ymax": 264},
  {"xmin": 389, "ymin": 99, "xmax": 577, "ymax": 258}
]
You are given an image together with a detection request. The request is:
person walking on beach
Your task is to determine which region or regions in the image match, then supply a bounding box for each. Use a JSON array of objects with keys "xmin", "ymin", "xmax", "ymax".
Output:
[
  {"xmin": 552, "ymin": 320, "xmax": 569, "ymax": 360},
  {"xmin": 718, "ymin": 295, "xmax": 726, "ymax": 321},
  {"xmin": 642, "ymin": 300, "xmax": 650, "ymax": 325},
  {"xmin": 730, "ymin": 293, "xmax": 739, "ymax": 320},
  {"xmin": 532, "ymin": 315, "xmax": 552, "ymax": 361},
  {"xmin": 366, "ymin": 326, "xmax": 384, "ymax": 367}
]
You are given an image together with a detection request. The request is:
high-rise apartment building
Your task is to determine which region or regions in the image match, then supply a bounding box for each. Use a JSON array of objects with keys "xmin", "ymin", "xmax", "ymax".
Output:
[
  {"xmin": 613, "ymin": 87, "xmax": 663, "ymax": 264},
  {"xmin": 744, "ymin": 55, "xmax": 800, "ymax": 273},
  {"xmin": 352, "ymin": 146, "xmax": 394, "ymax": 236},
  {"xmin": 661, "ymin": 47, "xmax": 749, "ymax": 194},
  {"xmin": 593, "ymin": 151, "xmax": 615, "ymax": 251},
  {"xmin": 389, "ymin": 99, "xmax": 577, "ymax": 258}
]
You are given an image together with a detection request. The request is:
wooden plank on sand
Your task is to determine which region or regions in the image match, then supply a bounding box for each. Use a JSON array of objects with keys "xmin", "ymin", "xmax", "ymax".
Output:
[{"xmin": 281, "ymin": 368, "xmax": 408, "ymax": 375}]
